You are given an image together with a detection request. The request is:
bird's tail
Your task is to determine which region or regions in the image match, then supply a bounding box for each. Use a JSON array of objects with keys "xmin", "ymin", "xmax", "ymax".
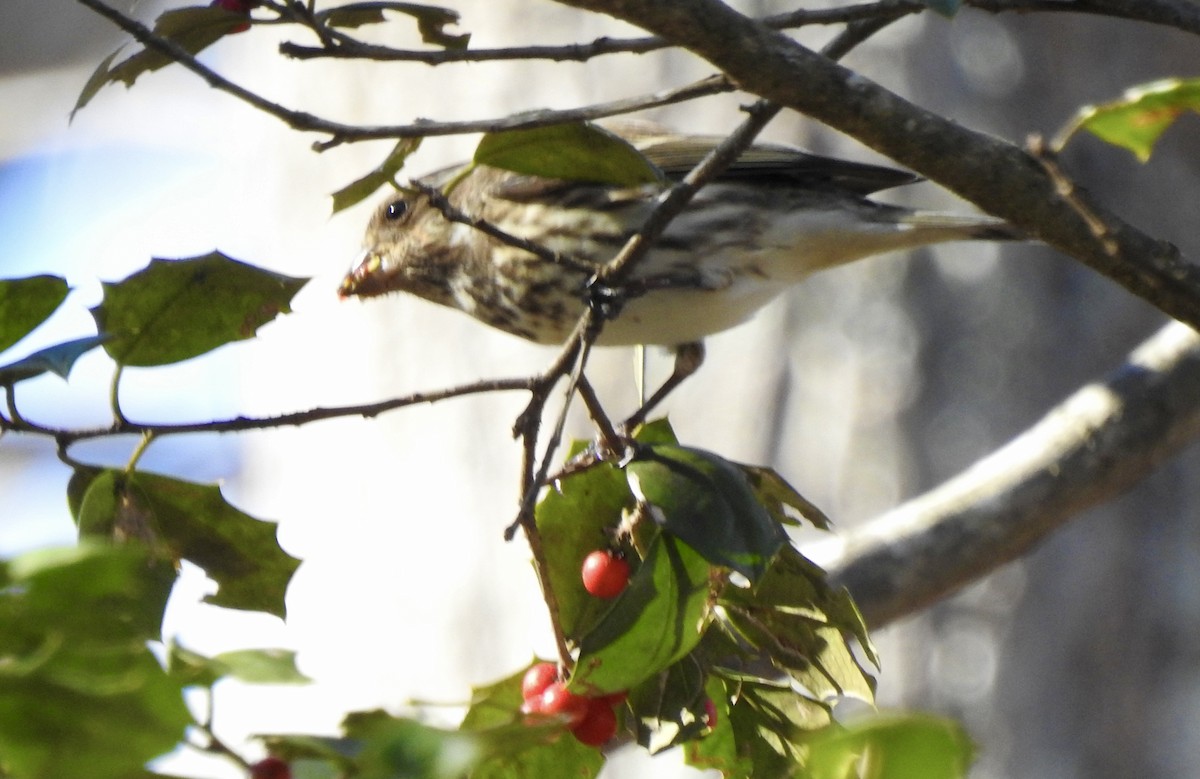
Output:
[{"xmin": 903, "ymin": 211, "xmax": 1025, "ymax": 242}]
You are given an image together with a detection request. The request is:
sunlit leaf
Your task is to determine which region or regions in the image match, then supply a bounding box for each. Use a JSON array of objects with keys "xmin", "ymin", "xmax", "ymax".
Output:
[
  {"xmin": 741, "ymin": 464, "xmax": 831, "ymax": 530},
  {"xmin": 1062, "ymin": 77, "xmax": 1200, "ymax": 161},
  {"xmin": 331, "ymin": 138, "xmax": 422, "ymax": 214},
  {"xmin": 571, "ymin": 533, "xmax": 711, "ymax": 695},
  {"xmin": 806, "ymin": 714, "xmax": 974, "ymax": 779},
  {"xmin": 0, "ymin": 274, "xmax": 69, "ymax": 354},
  {"xmin": 475, "ymin": 123, "xmax": 665, "ymax": 187},
  {"xmin": 92, "ymin": 252, "xmax": 307, "ymax": 367}
]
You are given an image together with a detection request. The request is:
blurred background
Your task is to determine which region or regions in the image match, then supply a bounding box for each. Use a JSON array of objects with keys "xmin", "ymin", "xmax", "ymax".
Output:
[{"xmin": 2, "ymin": 1, "xmax": 1198, "ymax": 777}]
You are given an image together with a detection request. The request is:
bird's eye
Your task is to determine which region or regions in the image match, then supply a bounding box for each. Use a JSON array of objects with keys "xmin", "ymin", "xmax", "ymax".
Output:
[{"xmin": 385, "ymin": 200, "xmax": 408, "ymax": 221}]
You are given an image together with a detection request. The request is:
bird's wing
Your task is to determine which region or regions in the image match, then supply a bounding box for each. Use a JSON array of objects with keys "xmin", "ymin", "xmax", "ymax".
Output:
[{"xmin": 636, "ymin": 135, "xmax": 921, "ymax": 195}]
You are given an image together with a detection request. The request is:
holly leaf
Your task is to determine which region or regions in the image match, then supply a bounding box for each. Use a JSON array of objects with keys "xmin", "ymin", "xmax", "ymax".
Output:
[
  {"xmin": 0, "ymin": 335, "xmax": 107, "ymax": 386},
  {"xmin": 0, "ymin": 274, "xmax": 69, "ymax": 355},
  {"xmin": 1063, "ymin": 77, "xmax": 1200, "ymax": 161},
  {"xmin": 0, "ymin": 545, "xmax": 190, "ymax": 779},
  {"xmin": 628, "ymin": 658, "xmax": 709, "ymax": 753},
  {"xmin": 91, "ymin": 252, "xmax": 307, "ymax": 367},
  {"xmin": 805, "ymin": 714, "xmax": 974, "ymax": 779},
  {"xmin": 319, "ymin": 2, "xmax": 469, "ymax": 48},
  {"xmin": 73, "ymin": 6, "xmax": 256, "ymax": 118},
  {"xmin": 626, "ymin": 445, "xmax": 788, "ymax": 582},
  {"xmin": 571, "ymin": 533, "xmax": 711, "ymax": 695},
  {"xmin": 75, "ymin": 469, "xmax": 300, "ymax": 618},
  {"xmin": 331, "ymin": 138, "xmax": 422, "ymax": 214},
  {"xmin": 474, "ymin": 123, "xmax": 665, "ymax": 187},
  {"xmin": 740, "ymin": 464, "xmax": 831, "ymax": 530},
  {"xmin": 168, "ymin": 644, "xmax": 310, "ymax": 688}
]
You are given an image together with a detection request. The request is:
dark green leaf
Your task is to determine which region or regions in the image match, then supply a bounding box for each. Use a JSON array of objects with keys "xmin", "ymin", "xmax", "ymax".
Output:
[
  {"xmin": 73, "ymin": 7, "xmax": 256, "ymax": 118},
  {"xmin": 76, "ymin": 469, "xmax": 300, "ymax": 617},
  {"xmin": 626, "ymin": 445, "xmax": 788, "ymax": 581},
  {"xmin": 1065, "ymin": 77, "xmax": 1200, "ymax": 161},
  {"xmin": 320, "ymin": 3, "xmax": 468, "ymax": 47},
  {"xmin": 922, "ymin": 0, "xmax": 962, "ymax": 16},
  {"xmin": 629, "ymin": 656, "xmax": 709, "ymax": 753},
  {"xmin": 91, "ymin": 252, "xmax": 308, "ymax": 366},
  {"xmin": 805, "ymin": 714, "xmax": 974, "ymax": 779},
  {"xmin": 169, "ymin": 643, "xmax": 310, "ymax": 687},
  {"xmin": 0, "ymin": 545, "xmax": 189, "ymax": 779},
  {"xmin": 0, "ymin": 335, "xmax": 107, "ymax": 386},
  {"xmin": 475, "ymin": 123, "xmax": 665, "ymax": 187},
  {"xmin": 0, "ymin": 274, "xmax": 69, "ymax": 354},
  {"xmin": 571, "ymin": 534, "xmax": 711, "ymax": 695},
  {"xmin": 331, "ymin": 138, "xmax": 422, "ymax": 214}
]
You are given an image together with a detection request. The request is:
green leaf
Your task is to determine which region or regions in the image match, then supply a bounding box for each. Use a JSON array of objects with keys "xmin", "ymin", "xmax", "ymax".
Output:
[
  {"xmin": 91, "ymin": 252, "xmax": 308, "ymax": 367},
  {"xmin": 1065, "ymin": 78, "xmax": 1200, "ymax": 161},
  {"xmin": 320, "ymin": 2, "xmax": 468, "ymax": 48},
  {"xmin": 740, "ymin": 465, "xmax": 831, "ymax": 530},
  {"xmin": 722, "ymin": 546, "xmax": 876, "ymax": 702},
  {"xmin": 922, "ymin": 0, "xmax": 962, "ymax": 16},
  {"xmin": 626, "ymin": 445, "xmax": 788, "ymax": 581},
  {"xmin": 0, "ymin": 335, "xmax": 107, "ymax": 386},
  {"xmin": 77, "ymin": 469, "xmax": 300, "ymax": 618},
  {"xmin": 0, "ymin": 545, "xmax": 189, "ymax": 779},
  {"xmin": 168, "ymin": 644, "xmax": 310, "ymax": 687},
  {"xmin": 0, "ymin": 274, "xmax": 69, "ymax": 354},
  {"xmin": 73, "ymin": 7, "xmax": 256, "ymax": 118},
  {"xmin": 805, "ymin": 714, "xmax": 974, "ymax": 779},
  {"xmin": 571, "ymin": 533, "xmax": 711, "ymax": 695},
  {"xmin": 342, "ymin": 710, "xmax": 480, "ymax": 779},
  {"xmin": 628, "ymin": 656, "xmax": 709, "ymax": 753},
  {"xmin": 534, "ymin": 454, "xmax": 634, "ymax": 642},
  {"xmin": 331, "ymin": 138, "xmax": 422, "ymax": 214},
  {"xmin": 474, "ymin": 123, "xmax": 665, "ymax": 187},
  {"xmin": 457, "ymin": 667, "xmax": 606, "ymax": 779}
]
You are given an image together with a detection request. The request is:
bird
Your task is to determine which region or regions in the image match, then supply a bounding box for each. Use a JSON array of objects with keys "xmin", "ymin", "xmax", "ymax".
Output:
[{"xmin": 340, "ymin": 124, "xmax": 1021, "ymax": 420}]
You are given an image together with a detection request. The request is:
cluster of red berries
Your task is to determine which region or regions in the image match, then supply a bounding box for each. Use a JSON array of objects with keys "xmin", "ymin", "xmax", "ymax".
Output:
[
  {"xmin": 210, "ymin": 0, "xmax": 256, "ymax": 33},
  {"xmin": 520, "ymin": 662, "xmax": 625, "ymax": 747}
]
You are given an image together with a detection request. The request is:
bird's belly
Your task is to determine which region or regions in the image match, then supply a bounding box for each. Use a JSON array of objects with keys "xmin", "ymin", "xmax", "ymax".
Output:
[{"xmin": 595, "ymin": 278, "xmax": 789, "ymax": 347}]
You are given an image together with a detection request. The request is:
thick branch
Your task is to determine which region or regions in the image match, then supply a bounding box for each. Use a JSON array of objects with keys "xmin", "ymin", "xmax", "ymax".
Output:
[
  {"xmin": 821, "ymin": 322, "xmax": 1200, "ymax": 627},
  {"xmin": 553, "ymin": 0, "xmax": 1200, "ymax": 330}
]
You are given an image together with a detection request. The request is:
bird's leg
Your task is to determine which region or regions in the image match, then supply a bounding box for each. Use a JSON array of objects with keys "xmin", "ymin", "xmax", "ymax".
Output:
[{"xmin": 622, "ymin": 341, "xmax": 705, "ymax": 431}]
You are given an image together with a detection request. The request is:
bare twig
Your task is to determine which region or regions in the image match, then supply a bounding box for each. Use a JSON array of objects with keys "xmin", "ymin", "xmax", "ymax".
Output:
[{"xmin": 278, "ymin": 1, "xmax": 919, "ymax": 64}]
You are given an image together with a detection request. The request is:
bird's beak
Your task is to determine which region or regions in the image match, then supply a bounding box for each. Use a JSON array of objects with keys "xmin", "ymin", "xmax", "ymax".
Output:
[{"xmin": 338, "ymin": 249, "xmax": 387, "ymax": 299}]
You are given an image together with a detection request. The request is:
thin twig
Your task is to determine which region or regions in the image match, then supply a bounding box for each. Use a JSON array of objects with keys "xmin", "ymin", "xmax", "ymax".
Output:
[{"xmin": 277, "ymin": 1, "xmax": 919, "ymax": 64}]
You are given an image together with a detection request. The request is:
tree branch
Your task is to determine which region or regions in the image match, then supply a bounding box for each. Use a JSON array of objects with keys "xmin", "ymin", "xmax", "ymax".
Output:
[
  {"xmin": 552, "ymin": 0, "xmax": 1200, "ymax": 331},
  {"xmin": 822, "ymin": 321, "xmax": 1200, "ymax": 627}
]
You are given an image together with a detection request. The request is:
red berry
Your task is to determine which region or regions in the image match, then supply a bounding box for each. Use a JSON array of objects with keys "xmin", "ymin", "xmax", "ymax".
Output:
[
  {"xmin": 210, "ymin": 0, "xmax": 253, "ymax": 33},
  {"xmin": 572, "ymin": 699, "xmax": 618, "ymax": 747},
  {"xmin": 581, "ymin": 550, "xmax": 630, "ymax": 599},
  {"xmin": 540, "ymin": 682, "xmax": 589, "ymax": 727},
  {"xmin": 703, "ymin": 697, "xmax": 718, "ymax": 729},
  {"xmin": 521, "ymin": 662, "xmax": 559, "ymax": 702},
  {"xmin": 249, "ymin": 757, "xmax": 291, "ymax": 779},
  {"xmin": 598, "ymin": 690, "xmax": 628, "ymax": 706}
]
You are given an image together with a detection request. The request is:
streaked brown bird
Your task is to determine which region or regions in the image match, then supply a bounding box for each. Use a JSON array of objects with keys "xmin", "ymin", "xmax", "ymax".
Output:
[{"xmin": 341, "ymin": 126, "xmax": 1020, "ymax": 418}]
